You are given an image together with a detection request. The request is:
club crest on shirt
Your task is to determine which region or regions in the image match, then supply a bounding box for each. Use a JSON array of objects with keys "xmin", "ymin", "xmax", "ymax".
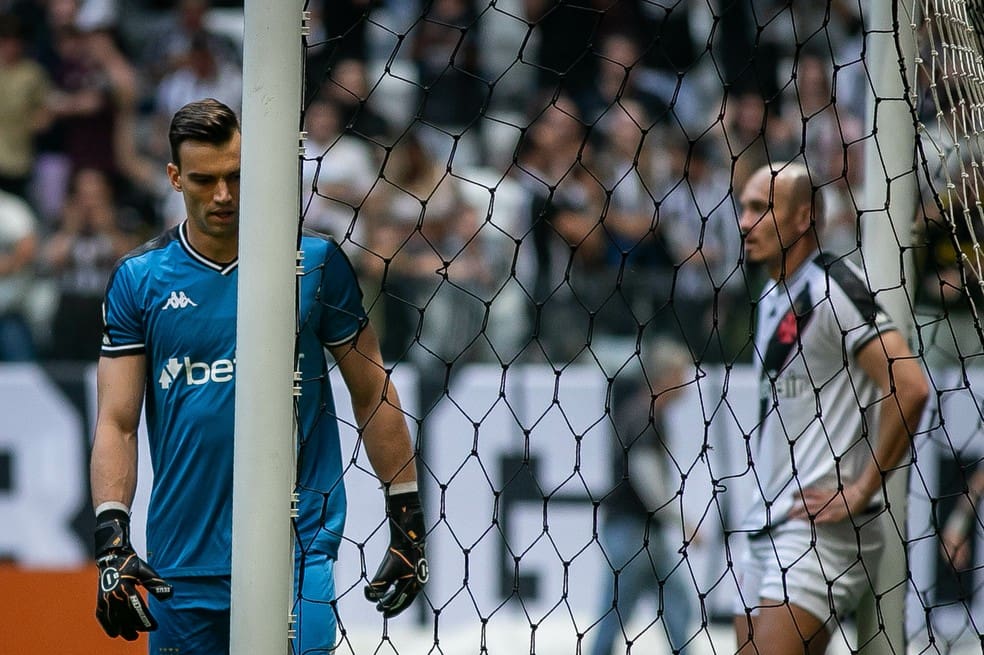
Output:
[{"xmin": 777, "ymin": 311, "xmax": 798, "ymax": 344}]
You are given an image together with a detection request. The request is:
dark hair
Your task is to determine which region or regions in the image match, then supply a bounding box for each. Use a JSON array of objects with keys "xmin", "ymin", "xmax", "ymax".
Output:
[
  {"xmin": 168, "ymin": 98, "xmax": 240, "ymax": 166},
  {"xmin": 0, "ymin": 13, "xmax": 24, "ymax": 40}
]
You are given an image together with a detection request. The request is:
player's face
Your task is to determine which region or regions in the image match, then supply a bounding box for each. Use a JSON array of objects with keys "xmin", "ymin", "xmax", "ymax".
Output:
[
  {"xmin": 168, "ymin": 131, "xmax": 241, "ymax": 244},
  {"xmin": 738, "ymin": 169, "xmax": 802, "ymax": 274}
]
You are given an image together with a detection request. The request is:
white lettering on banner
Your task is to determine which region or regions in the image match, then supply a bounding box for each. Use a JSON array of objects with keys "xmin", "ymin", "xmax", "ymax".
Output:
[
  {"xmin": 0, "ymin": 365, "xmax": 86, "ymax": 566},
  {"xmin": 4, "ymin": 361, "xmax": 977, "ymax": 632}
]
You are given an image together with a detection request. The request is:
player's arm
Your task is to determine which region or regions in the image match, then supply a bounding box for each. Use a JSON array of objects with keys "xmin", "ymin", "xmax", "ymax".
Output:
[
  {"xmin": 329, "ymin": 323, "xmax": 416, "ymax": 486},
  {"xmin": 329, "ymin": 323, "xmax": 427, "ymax": 618},
  {"xmin": 791, "ymin": 329, "xmax": 929, "ymax": 522},
  {"xmin": 91, "ymin": 355, "xmax": 146, "ymax": 509},
  {"xmin": 90, "ymin": 354, "xmax": 172, "ymax": 640}
]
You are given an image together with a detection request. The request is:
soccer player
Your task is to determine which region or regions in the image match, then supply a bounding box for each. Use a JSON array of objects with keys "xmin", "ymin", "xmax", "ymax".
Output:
[
  {"xmin": 733, "ymin": 162, "xmax": 929, "ymax": 654},
  {"xmin": 89, "ymin": 98, "xmax": 427, "ymax": 653}
]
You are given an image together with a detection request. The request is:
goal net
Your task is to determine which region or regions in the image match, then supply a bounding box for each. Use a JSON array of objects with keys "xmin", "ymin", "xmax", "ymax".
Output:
[
  {"xmin": 902, "ymin": 0, "xmax": 984, "ymax": 650},
  {"xmin": 285, "ymin": 1, "xmax": 984, "ymax": 653}
]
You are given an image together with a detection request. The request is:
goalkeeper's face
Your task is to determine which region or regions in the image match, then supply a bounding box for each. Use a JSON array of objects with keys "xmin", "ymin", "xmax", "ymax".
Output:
[{"xmin": 168, "ymin": 132, "xmax": 242, "ymax": 243}]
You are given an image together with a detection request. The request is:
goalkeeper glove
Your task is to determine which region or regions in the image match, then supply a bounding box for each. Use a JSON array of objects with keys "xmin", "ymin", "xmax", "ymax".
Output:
[
  {"xmin": 364, "ymin": 490, "xmax": 428, "ymax": 618},
  {"xmin": 94, "ymin": 508, "xmax": 173, "ymax": 640}
]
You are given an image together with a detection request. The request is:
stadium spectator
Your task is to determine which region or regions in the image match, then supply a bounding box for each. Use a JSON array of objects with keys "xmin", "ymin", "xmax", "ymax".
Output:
[
  {"xmin": 593, "ymin": 101, "xmax": 676, "ymax": 338},
  {"xmin": 361, "ymin": 129, "xmax": 492, "ymax": 370},
  {"xmin": 511, "ymin": 92, "xmax": 602, "ymax": 308},
  {"xmin": 590, "ymin": 336, "xmax": 697, "ymax": 655},
  {"xmin": 135, "ymin": 0, "xmax": 240, "ymax": 86},
  {"xmin": 300, "ymin": 96, "xmax": 378, "ymax": 245},
  {"xmin": 0, "ymin": 187, "xmax": 40, "ymax": 361},
  {"xmin": 656, "ymin": 136, "xmax": 742, "ymax": 362},
  {"xmin": 41, "ymin": 167, "xmax": 142, "ymax": 361},
  {"xmin": 41, "ymin": 21, "xmax": 154, "ymax": 221},
  {"xmin": 89, "ymin": 99, "xmax": 426, "ymax": 651},
  {"xmin": 718, "ymin": 91, "xmax": 796, "ymax": 192},
  {"xmin": 409, "ymin": 0, "xmax": 488, "ymax": 166},
  {"xmin": 522, "ymin": 0, "xmax": 635, "ymax": 102},
  {"xmin": 733, "ymin": 162, "xmax": 928, "ymax": 655},
  {"xmin": 789, "ymin": 49, "xmax": 868, "ymax": 262},
  {"xmin": 304, "ymin": 0, "xmax": 372, "ymax": 100},
  {"xmin": 535, "ymin": 195, "xmax": 638, "ymax": 364},
  {"xmin": 577, "ymin": 32, "xmax": 653, "ymax": 123},
  {"xmin": 913, "ymin": 189, "xmax": 984, "ymax": 369},
  {"xmin": 789, "ymin": 52, "xmax": 864, "ymax": 188},
  {"xmin": 631, "ymin": 0, "xmax": 702, "ymax": 124},
  {"xmin": 28, "ymin": 0, "xmax": 78, "ymax": 221},
  {"xmin": 319, "ymin": 57, "xmax": 389, "ymax": 142},
  {"xmin": 80, "ymin": 25, "xmax": 157, "ymax": 192},
  {"xmin": 0, "ymin": 12, "xmax": 51, "ymax": 201},
  {"xmin": 153, "ymin": 30, "xmax": 241, "ymax": 118}
]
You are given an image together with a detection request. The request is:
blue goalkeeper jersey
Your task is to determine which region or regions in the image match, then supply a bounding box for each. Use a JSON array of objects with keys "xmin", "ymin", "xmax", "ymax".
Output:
[{"xmin": 101, "ymin": 222, "xmax": 366, "ymax": 577}]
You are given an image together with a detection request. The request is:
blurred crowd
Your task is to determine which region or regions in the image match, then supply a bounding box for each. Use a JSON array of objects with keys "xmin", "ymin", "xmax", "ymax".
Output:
[{"xmin": 0, "ymin": 0, "xmax": 973, "ymax": 371}]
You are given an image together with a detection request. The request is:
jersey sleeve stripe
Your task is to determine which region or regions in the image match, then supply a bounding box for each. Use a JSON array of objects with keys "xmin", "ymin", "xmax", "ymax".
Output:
[
  {"xmin": 322, "ymin": 323, "xmax": 365, "ymax": 347},
  {"xmin": 849, "ymin": 324, "xmax": 897, "ymax": 357},
  {"xmin": 101, "ymin": 343, "xmax": 146, "ymax": 356}
]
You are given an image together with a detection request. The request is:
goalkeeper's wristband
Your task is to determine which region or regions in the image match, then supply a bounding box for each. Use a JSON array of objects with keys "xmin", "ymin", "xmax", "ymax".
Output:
[
  {"xmin": 385, "ymin": 490, "xmax": 425, "ymax": 545},
  {"xmin": 95, "ymin": 508, "xmax": 133, "ymax": 558}
]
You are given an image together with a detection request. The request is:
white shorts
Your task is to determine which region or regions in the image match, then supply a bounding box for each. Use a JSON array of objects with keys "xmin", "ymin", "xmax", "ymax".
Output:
[{"xmin": 733, "ymin": 515, "xmax": 885, "ymax": 624}]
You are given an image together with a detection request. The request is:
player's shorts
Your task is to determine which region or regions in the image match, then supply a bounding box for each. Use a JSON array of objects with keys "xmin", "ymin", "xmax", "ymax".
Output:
[
  {"xmin": 733, "ymin": 515, "xmax": 885, "ymax": 624},
  {"xmin": 149, "ymin": 575, "xmax": 231, "ymax": 655},
  {"xmin": 146, "ymin": 553, "xmax": 336, "ymax": 655}
]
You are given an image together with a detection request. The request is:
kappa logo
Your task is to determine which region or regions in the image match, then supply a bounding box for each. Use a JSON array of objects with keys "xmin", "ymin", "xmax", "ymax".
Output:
[{"xmin": 162, "ymin": 290, "xmax": 198, "ymax": 310}]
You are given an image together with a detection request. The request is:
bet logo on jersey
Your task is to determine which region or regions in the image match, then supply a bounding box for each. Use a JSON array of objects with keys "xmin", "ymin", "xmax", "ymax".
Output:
[{"xmin": 158, "ymin": 357, "xmax": 236, "ymax": 389}]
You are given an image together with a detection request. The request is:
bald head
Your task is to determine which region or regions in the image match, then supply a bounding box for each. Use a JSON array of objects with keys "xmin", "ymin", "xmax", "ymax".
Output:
[
  {"xmin": 739, "ymin": 162, "xmax": 823, "ymax": 279},
  {"xmin": 748, "ymin": 162, "xmax": 818, "ymax": 216},
  {"xmin": 776, "ymin": 163, "xmax": 821, "ymax": 224}
]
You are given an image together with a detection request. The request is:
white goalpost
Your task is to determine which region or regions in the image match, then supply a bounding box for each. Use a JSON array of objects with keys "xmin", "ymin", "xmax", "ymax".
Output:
[
  {"xmin": 231, "ymin": 1, "xmax": 303, "ymax": 653},
  {"xmin": 858, "ymin": 1, "xmax": 920, "ymax": 653}
]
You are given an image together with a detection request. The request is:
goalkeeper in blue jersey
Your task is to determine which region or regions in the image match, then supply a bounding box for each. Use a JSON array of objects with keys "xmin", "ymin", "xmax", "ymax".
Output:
[{"xmin": 89, "ymin": 98, "xmax": 427, "ymax": 653}]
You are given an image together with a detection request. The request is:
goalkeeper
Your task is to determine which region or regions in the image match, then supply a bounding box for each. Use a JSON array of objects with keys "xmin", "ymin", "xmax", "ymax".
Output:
[{"xmin": 90, "ymin": 98, "xmax": 426, "ymax": 653}]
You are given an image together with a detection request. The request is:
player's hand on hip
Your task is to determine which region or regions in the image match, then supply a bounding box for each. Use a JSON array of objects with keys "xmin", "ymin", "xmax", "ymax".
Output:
[
  {"xmin": 364, "ymin": 490, "xmax": 428, "ymax": 618},
  {"xmin": 94, "ymin": 509, "xmax": 173, "ymax": 640},
  {"xmin": 790, "ymin": 484, "xmax": 869, "ymax": 524}
]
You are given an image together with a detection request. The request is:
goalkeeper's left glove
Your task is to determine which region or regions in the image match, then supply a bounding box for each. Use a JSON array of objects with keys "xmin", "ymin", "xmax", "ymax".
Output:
[
  {"xmin": 364, "ymin": 489, "xmax": 428, "ymax": 618},
  {"xmin": 95, "ymin": 508, "xmax": 173, "ymax": 640}
]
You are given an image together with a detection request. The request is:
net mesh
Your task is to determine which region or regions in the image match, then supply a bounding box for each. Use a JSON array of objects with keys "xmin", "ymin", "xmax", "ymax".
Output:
[{"xmin": 287, "ymin": 2, "xmax": 984, "ymax": 653}]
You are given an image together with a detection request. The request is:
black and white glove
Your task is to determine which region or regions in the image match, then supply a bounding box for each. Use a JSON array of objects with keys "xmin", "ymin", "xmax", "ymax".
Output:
[
  {"xmin": 364, "ymin": 490, "xmax": 428, "ymax": 618},
  {"xmin": 95, "ymin": 509, "xmax": 173, "ymax": 640}
]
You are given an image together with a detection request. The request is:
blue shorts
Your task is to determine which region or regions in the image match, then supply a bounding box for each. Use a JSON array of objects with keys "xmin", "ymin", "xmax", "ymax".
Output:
[
  {"xmin": 148, "ymin": 554, "xmax": 337, "ymax": 655},
  {"xmin": 149, "ymin": 576, "xmax": 231, "ymax": 655}
]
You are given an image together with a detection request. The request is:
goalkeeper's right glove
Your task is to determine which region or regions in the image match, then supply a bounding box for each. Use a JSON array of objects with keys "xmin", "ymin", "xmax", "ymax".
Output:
[
  {"xmin": 364, "ymin": 489, "xmax": 428, "ymax": 618},
  {"xmin": 94, "ymin": 508, "xmax": 173, "ymax": 641}
]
